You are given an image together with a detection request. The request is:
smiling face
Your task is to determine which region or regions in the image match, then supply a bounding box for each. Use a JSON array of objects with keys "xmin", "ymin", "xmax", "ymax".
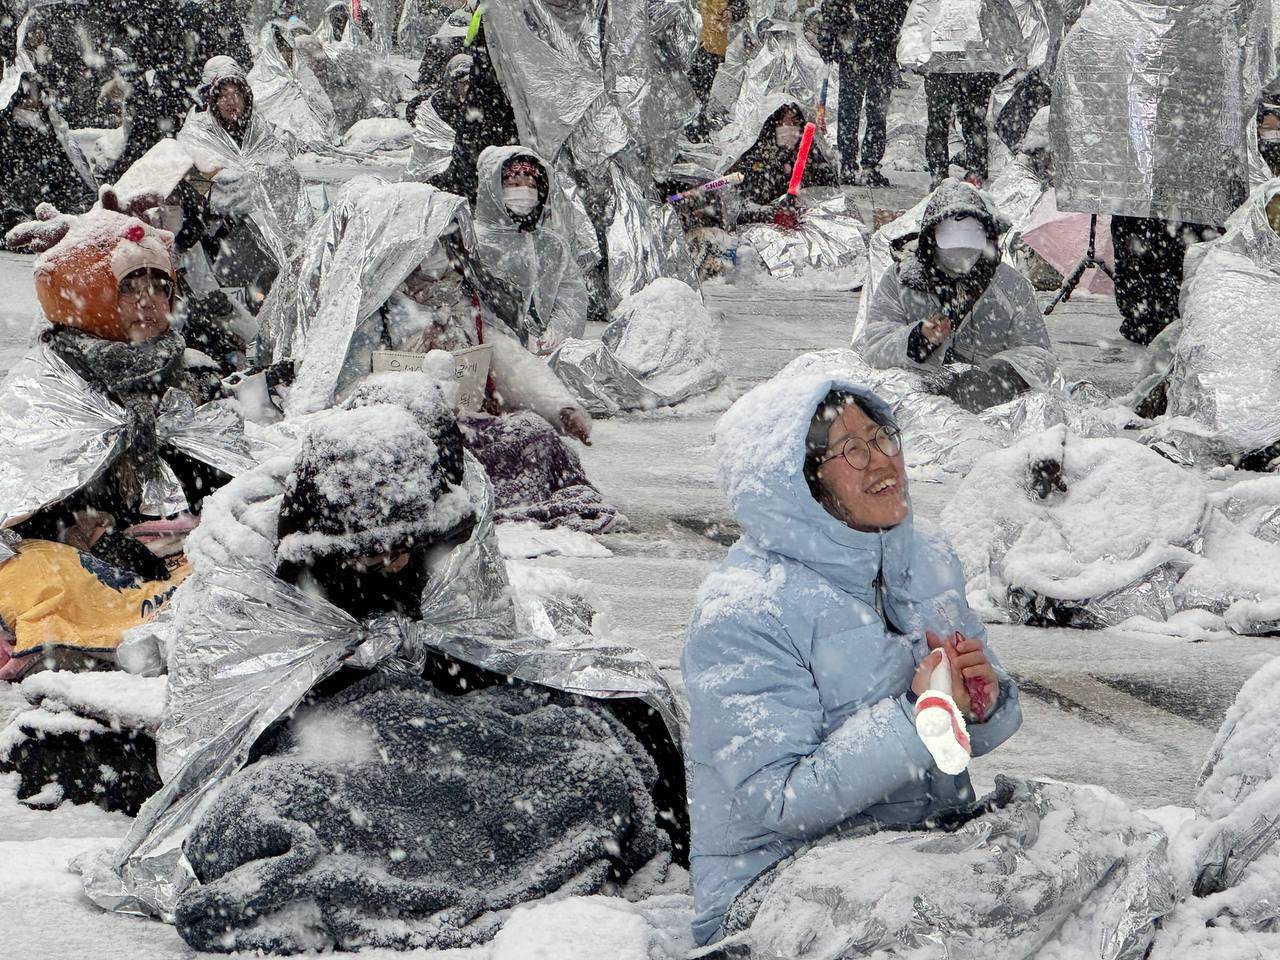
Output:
[{"xmin": 815, "ymin": 403, "xmax": 909, "ymax": 532}]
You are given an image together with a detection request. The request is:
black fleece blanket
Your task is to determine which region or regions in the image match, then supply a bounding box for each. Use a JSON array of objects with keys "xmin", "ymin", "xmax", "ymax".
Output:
[{"xmin": 175, "ymin": 675, "xmax": 665, "ymax": 953}]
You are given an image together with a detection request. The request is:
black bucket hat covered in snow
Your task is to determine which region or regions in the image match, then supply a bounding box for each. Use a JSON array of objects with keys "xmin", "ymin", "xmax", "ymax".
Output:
[{"xmin": 276, "ymin": 375, "xmax": 471, "ymax": 568}]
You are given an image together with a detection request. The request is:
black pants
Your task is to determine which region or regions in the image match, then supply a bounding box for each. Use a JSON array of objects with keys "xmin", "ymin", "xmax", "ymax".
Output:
[
  {"xmin": 924, "ymin": 72, "xmax": 998, "ymax": 179},
  {"xmin": 837, "ymin": 59, "xmax": 893, "ymax": 173},
  {"xmin": 994, "ymin": 67, "xmax": 1052, "ymax": 152},
  {"xmin": 1110, "ymin": 216, "xmax": 1219, "ymax": 345}
]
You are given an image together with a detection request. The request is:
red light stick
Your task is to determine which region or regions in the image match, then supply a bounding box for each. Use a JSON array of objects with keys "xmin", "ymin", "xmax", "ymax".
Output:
[{"xmin": 787, "ymin": 122, "xmax": 816, "ymax": 197}]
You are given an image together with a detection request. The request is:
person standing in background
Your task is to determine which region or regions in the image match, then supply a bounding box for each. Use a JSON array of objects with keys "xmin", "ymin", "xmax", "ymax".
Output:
[{"xmin": 818, "ymin": 0, "xmax": 911, "ymax": 187}]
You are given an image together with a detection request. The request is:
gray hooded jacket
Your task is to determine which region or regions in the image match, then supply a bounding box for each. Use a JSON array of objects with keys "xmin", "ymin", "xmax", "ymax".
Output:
[{"xmin": 857, "ymin": 181, "xmax": 1057, "ymax": 389}]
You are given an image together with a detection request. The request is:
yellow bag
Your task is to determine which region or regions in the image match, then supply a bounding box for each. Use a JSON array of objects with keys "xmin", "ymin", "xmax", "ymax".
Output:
[{"xmin": 0, "ymin": 540, "xmax": 189, "ymax": 659}]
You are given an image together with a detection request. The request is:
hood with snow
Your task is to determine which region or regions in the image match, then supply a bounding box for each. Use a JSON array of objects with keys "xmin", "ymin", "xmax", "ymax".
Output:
[
  {"xmin": 198, "ymin": 55, "xmax": 254, "ymax": 117},
  {"xmin": 715, "ymin": 373, "xmax": 915, "ymax": 592},
  {"xmin": 899, "ymin": 180, "xmax": 1009, "ymax": 289}
]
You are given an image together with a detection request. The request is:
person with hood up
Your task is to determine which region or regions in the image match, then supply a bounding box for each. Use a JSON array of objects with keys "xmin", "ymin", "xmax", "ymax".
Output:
[
  {"xmin": 857, "ymin": 180, "xmax": 1056, "ymax": 411},
  {"xmin": 726, "ymin": 102, "xmax": 838, "ymax": 223},
  {"xmin": 409, "ymin": 52, "xmax": 472, "ymax": 131},
  {"xmin": 682, "ymin": 375, "xmax": 1022, "ymax": 946},
  {"xmin": 246, "ymin": 20, "xmax": 339, "ymax": 150},
  {"xmin": 178, "ymin": 55, "xmax": 314, "ymax": 312},
  {"xmin": 309, "ymin": 0, "xmax": 395, "ymax": 130},
  {"xmin": 425, "ymin": 25, "xmax": 521, "ymax": 204},
  {"xmin": 473, "ymin": 147, "xmax": 590, "ymax": 352}
]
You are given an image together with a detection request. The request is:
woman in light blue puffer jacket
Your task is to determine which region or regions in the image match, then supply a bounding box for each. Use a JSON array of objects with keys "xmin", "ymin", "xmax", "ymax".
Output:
[{"xmin": 681, "ymin": 374, "xmax": 1022, "ymax": 946}]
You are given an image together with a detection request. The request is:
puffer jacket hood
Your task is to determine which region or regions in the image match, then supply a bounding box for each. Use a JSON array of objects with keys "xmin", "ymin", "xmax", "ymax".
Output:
[
  {"xmin": 918, "ymin": 180, "xmax": 1009, "ymax": 250},
  {"xmin": 714, "ymin": 373, "xmax": 915, "ymax": 595}
]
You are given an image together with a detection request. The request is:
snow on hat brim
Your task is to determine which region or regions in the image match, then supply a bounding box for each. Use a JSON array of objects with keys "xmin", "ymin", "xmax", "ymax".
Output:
[{"xmin": 275, "ymin": 402, "xmax": 473, "ymax": 565}]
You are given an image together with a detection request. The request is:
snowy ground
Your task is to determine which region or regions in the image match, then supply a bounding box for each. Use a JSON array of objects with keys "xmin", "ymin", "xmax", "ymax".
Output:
[{"xmin": 2, "ymin": 145, "xmax": 1277, "ymax": 955}]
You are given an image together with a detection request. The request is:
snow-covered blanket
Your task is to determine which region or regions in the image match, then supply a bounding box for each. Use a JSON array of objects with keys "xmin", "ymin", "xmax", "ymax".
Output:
[
  {"xmin": 721, "ymin": 776, "xmax": 1174, "ymax": 960},
  {"xmin": 940, "ymin": 427, "xmax": 1280, "ymax": 633},
  {"xmin": 174, "ymin": 673, "xmax": 666, "ymax": 953},
  {"xmin": 550, "ymin": 279, "xmax": 725, "ymax": 415},
  {"xmin": 1151, "ymin": 653, "xmax": 1280, "ymax": 956},
  {"xmin": 780, "ymin": 349, "xmax": 1139, "ymax": 480},
  {"xmin": 736, "ymin": 192, "xmax": 869, "ymax": 286}
]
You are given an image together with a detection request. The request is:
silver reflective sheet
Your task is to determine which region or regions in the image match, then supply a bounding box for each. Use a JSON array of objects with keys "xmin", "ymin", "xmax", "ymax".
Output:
[
  {"xmin": 1051, "ymin": 0, "xmax": 1265, "ymax": 225},
  {"xmin": 738, "ymin": 191, "xmax": 869, "ymax": 283},
  {"xmin": 0, "ymin": 349, "xmax": 254, "ymax": 529},
  {"xmin": 897, "ymin": 0, "xmax": 1028, "ymax": 74},
  {"xmin": 246, "ymin": 23, "xmax": 339, "ymax": 151},
  {"xmin": 0, "ymin": 346, "xmax": 127, "ymax": 529},
  {"xmin": 686, "ymin": 20, "xmax": 838, "ymax": 182},
  {"xmin": 605, "ymin": 163, "xmax": 703, "ymax": 303},
  {"xmin": 1163, "ymin": 180, "xmax": 1280, "ymax": 460},
  {"xmin": 403, "ymin": 98, "xmax": 457, "ymax": 182},
  {"xmin": 549, "ymin": 284, "xmax": 725, "ymax": 414},
  {"xmin": 83, "ymin": 455, "xmax": 683, "ymax": 918},
  {"xmin": 177, "ymin": 108, "xmax": 315, "ymax": 270},
  {"xmin": 483, "ymin": 0, "xmax": 698, "ymax": 179},
  {"xmin": 256, "ymin": 177, "xmax": 472, "ymax": 417},
  {"xmin": 745, "ymin": 777, "xmax": 1174, "ymax": 960}
]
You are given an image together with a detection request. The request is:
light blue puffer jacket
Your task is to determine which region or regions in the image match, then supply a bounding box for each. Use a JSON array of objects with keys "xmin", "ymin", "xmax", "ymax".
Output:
[{"xmin": 681, "ymin": 374, "xmax": 1022, "ymax": 945}]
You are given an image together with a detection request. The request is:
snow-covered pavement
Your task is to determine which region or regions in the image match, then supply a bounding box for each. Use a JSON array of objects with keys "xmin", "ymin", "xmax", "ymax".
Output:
[{"xmin": 2, "ymin": 202, "xmax": 1277, "ymax": 957}]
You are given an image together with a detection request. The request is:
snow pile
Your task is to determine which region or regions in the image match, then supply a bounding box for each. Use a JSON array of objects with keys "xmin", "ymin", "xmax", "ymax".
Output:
[
  {"xmin": 17, "ymin": 671, "xmax": 167, "ymax": 732},
  {"xmin": 342, "ymin": 117, "xmax": 415, "ymax": 153},
  {"xmin": 497, "ymin": 522, "xmax": 613, "ymax": 560},
  {"xmin": 551, "ymin": 279, "xmax": 725, "ymax": 415},
  {"xmin": 1149, "ymin": 653, "xmax": 1280, "ymax": 956},
  {"xmin": 940, "ymin": 428, "xmax": 1280, "ymax": 631},
  {"xmin": 737, "ymin": 777, "xmax": 1174, "ymax": 960},
  {"xmin": 490, "ymin": 889, "xmax": 694, "ymax": 960}
]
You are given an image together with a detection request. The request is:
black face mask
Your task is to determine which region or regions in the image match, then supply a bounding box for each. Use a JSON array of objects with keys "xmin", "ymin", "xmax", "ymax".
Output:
[{"xmin": 305, "ymin": 548, "xmax": 430, "ymax": 621}]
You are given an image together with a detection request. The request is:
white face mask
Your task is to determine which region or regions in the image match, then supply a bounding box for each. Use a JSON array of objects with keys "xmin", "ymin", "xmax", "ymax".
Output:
[
  {"xmin": 503, "ymin": 186, "xmax": 540, "ymax": 217},
  {"xmin": 936, "ymin": 245, "xmax": 983, "ymax": 275},
  {"xmin": 775, "ymin": 124, "xmax": 802, "ymax": 149}
]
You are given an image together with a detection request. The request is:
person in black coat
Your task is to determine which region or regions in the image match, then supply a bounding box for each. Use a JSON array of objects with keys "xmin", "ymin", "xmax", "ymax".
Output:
[{"xmin": 818, "ymin": 0, "xmax": 911, "ymax": 187}]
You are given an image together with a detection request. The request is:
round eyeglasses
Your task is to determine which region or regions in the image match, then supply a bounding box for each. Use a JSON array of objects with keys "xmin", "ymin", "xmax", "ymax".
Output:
[{"xmin": 819, "ymin": 424, "xmax": 903, "ymax": 471}]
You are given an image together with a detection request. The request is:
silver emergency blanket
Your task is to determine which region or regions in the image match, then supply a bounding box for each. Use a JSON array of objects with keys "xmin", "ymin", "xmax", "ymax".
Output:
[
  {"xmin": 483, "ymin": 0, "xmax": 698, "ymax": 178},
  {"xmin": 738, "ymin": 191, "xmax": 869, "ymax": 283},
  {"xmin": 604, "ymin": 162, "xmax": 702, "ymax": 303},
  {"xmin": 726, "ymin": 776, "xmax": 1174, "ymax": 960},
  {"xmin": 1154, "ymin": 180, "xmax": 1280, "ymax": 462},
  {"xmin": 403, "ymin": 97, "xmax": 456, "ymax": 182},
  {"xmin": 483, "ymin": 0, "xmax": 701, "ymax": 305},
  {"xmin": 0, "ymin": 346, "xmax": 255, "ymax": 532},
  {"xmin": 312, "ymin": 1, "xmax": 396, "ymax": 128},
  {"xmin": 247, "ymin": 22, "xmax": 339, "ymax": 151},
  {"xmin": 549, "ymin": 277, "xmax": 724, "ymax": 413},
  {"xmin": 80, "ymin": 452, "xmax": 683, "ymax": 920},
  {"xmin": 897, "ymin": 0, "xmax": 1027, "ymax": 74},
  {"xmin": 256, "ymin": 177, "xmax": 471, "ymax": 417},
  {"xmin": 473, "ymin": 146, "xmax": 591, "ymax": 342},
  {"xmin": 1051, "ymin": 0, "xmax": 1270, "ymax": 225},
  {"xmin": 177, "ymin": 108, "xmax": 314, "ymax": 271},
  {"xmin": 1164, "ymin": 653, "xmax": 1280, "ymax": 948},
  {"xmin": 684, "ymin": 19, "xmax": 837, "ymax": 182}
]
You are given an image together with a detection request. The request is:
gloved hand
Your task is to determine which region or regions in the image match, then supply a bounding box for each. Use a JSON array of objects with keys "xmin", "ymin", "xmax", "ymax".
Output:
[{"xmin": 927, "ymin": 359, "xmax": 1029, "ymax": 413}]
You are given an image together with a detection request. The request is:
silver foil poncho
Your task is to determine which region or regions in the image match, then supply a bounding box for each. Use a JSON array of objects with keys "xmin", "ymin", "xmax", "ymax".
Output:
[{"xmin": 1051, "ymin": 0, "xmax": 1271, "ymax": 225}]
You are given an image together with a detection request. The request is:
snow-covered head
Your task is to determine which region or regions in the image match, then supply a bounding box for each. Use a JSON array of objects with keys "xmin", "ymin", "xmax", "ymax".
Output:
[
  {"xmin": 716, "ymin": 375, "xmax": 913, "ymax": 580},
  {"xmin": 200, "ymin": 56, "xmax": 253, "ymax": 133}
]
